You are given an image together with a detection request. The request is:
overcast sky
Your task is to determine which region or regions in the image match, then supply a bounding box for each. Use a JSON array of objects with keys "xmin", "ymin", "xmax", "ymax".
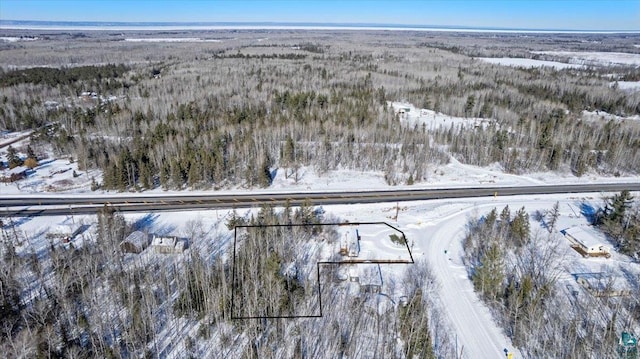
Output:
[{"xmin": 1, "ymin": 0, "xmax": 638, "ymax": 31}]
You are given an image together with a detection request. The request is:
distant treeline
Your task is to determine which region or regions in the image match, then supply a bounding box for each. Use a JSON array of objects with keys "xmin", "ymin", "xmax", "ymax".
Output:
[{"xmin": 0, "ymin": 64, "xmax": 129, "ymax": 87}]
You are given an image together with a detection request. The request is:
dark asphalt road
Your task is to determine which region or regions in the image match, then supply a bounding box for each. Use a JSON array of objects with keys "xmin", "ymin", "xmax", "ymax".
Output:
[{"xmin": 2, "ymin": 182, "xmax": 639, "ymax": 216}]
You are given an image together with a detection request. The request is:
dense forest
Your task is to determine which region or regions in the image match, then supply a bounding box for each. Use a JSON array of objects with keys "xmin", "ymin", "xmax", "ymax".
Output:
[{"xmin": 1, "ymin": 31, "xmax": 639, "ymax": 192}]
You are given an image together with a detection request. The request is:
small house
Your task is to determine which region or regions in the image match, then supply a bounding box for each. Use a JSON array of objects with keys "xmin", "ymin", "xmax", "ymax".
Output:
[
  {"xmin": 573, "ymin": 272, "xmax": 630, "ymax": 297},
  {"xmin": 151, "ymin": 235, "xmax": 186, "ymax": 254},
  {"xmin": 120, "ymin": 231, "xmax": 149, "ymax": 254},
  {"xmin": 561, "ymin": 226, "xmax": 611, "ymax": 258}
]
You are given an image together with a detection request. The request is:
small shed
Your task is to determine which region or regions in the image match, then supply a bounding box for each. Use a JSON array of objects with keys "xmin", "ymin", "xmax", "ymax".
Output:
[
  {"xmin": 1, "ymin": 166, "xmax": 28, "ymax": 182},
  {"xmin": 359, "ymin": 264, "xmax": 383, "ymax": 294},
  {"xmin": 397, "ymin": 106, "xmax": 411, "ymax": 114},
  {"xmin": 120, "ymin": 231, "xmax": 149, "ymax": 254},
  {"xmin": 340, "ymin": 229, "xmax": 360, "ymax": 257}
]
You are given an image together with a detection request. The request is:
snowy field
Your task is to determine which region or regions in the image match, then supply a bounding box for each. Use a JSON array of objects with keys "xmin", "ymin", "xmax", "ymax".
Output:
[
  {"xmin": 0, "ymin": 36, "xmax": 38, "ymax": 42},
  {"xmin": 531, "ymin": 51, "xmax": 640, "ymax": 67},
  {"xmin": 478, "ymin": 57, "xmax": 583, "ymax": 69},
  {"xmin": 612, "ymin": 80, "xmax": 640, "ymax": 91},
  {"xmin": 581, "ymin": 109, "xmax": 640, "ymax": 123},
  {"xmin": 123, "ymin": 38, "xmax": 222, "ymax": 43},
  {"xmin": 390, "ymin": 101, "xmax": 495, "ymax": 130}
]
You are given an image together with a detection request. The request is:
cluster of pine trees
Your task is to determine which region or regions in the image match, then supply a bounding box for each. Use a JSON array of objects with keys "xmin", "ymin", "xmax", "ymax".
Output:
[{"xmin": 596, "ymin": 190, "xmax": 640, "ymax": 259}]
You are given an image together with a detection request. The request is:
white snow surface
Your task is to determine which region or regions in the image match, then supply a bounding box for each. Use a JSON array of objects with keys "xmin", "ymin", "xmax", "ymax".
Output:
[
  {"xmin": 0, "ymin": 36, "xmax": 38, "ymax": 42},
  {"xmin": 581, "ymin": 109, "xmax": 640, "ymax": 122},
  {"xmin": 123, "ymin": 38, "xmax": 222, "ymax": 43},
  {"xmin": 389, "ymin": 101, "xmax": 495, "ymax": 130},
  {"xmin": 531, "ymin": 51, "xmax": 640, "ymax": 67},
  {"xmin": 612, "ymin": 80, "xmax": 640, "ymax": 91},
  {"xmin": 478, "ymin": 57, "xmax": 583, "ymax": 69}
]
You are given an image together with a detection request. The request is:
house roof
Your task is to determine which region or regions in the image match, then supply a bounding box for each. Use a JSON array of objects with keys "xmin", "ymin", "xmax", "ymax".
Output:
[
  {"xmin": 7, "ymin": 166, "xmax": 28, "ymax": 175},
  {"xmin": 152, "ymin": 235, "xmax": 177, "ymax": 247},
  {"xmin": 123, "ymin": 231, "xmax": 148, "ymax": 247},
  {"xmin": 561, "ymin": 226, "xmax": 608, "ymax": 249}
]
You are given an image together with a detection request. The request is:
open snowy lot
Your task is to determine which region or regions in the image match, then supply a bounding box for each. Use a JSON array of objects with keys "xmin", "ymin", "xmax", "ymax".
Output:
[
  {"xmin": 123, "ymin": 38, "xmax": 222, "ymax": 42},
  {"xmin": 531, "ymin": 51, "xmax": 640, "ymax": 67},
  {"xmin": 478, "ymin": 57, "xmax": 584, "ymax": 69},
  {"xmin": 612, "ymin": 81, "xmax": 640, "ymax": 91}
]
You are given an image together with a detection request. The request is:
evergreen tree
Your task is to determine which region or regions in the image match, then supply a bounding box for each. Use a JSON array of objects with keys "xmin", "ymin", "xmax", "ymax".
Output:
[
  {"xmin": 546, "ymin": 202, "xmax": 560, "ymax": 233},
  {"xmin": 510, "ymin": 207, "xmax": 530, "ymax": 246},
  {"xmin": 7, "ymin": 145, "xmax": 22, "ymax": 169},
  {"xmin": 472, "ymin": 242, "xmax": 504, "ymax": 301}
]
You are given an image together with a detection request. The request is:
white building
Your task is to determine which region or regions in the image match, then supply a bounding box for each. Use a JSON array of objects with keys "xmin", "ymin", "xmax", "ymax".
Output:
[
  {"xmin": 151, "ymin": 235, "xmax": 186, "ymax": 254},
  {"xmin": 561, "ymin": 226, "xmax": 611, "ymax": 258}
]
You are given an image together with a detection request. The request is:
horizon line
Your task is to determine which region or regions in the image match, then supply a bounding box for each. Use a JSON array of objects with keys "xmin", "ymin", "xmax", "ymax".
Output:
[{"xmin": 1, "ymin": 19, "xmax": 639, "ymax": 34}]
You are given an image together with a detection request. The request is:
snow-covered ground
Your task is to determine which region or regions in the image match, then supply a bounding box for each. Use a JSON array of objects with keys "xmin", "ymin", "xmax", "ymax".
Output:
[
  {"xmin": 611, "ymin": 80, "xmax": 640, "ymax": 91},
  {"xmin": 531, "ymin": 51, "xmax": 640, "ymax": 67},
  {"xmin": 0, "ymin": 36, "xmax": 38, "ymax": 42},
  {"xmin": 3, "ymin": 130, "xmax": 638, "ymax": 358},
  {"xmin": 581, "ymin": 109, "xmax": 640, "ymax": 122},
  {"xmin": 389, "ymin": 101, "xmax": 494, "ymax": 130},
  {"xmin": 123, "ymin": 38, "xmax": 222, "ymax": 43},
  {"xmin": 478, "ymin": 57, "xmax": 583, "ymax": 69},
  {"xmin": 479, "ymin": 51, "xmax": 640, "ymax": 70}
]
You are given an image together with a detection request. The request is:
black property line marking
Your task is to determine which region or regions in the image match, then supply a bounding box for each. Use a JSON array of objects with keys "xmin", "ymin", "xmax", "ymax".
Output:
[{"xmin": 231, "ymin": 221, "xmax": 414, "ymax": 320}]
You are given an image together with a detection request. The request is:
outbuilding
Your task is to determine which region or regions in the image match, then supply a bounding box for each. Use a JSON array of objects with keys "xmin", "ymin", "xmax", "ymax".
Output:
[{"xmin": 120, "ymin": 231, "xmax": 149, "ymax": 254}]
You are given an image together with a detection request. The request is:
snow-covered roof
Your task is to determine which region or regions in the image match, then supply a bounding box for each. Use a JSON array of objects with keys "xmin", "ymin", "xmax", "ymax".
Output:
[
  {"xmin": 561, "ymin": 226, "xmax": 607, "ymax": 249},
  {"xmin": 574, "ymin": 272, "xmax": 629, "ymax": 293},
  {"xmin": 7, "ymin": 166, "xmax": 28, "ymax": 175},
  {"xmin": 152, "ymin": 235, "xmax": 177, "ymax": 247},
  {"xmin": 123, "ymin": 231, "xmax": 148, "ymax": 247}
]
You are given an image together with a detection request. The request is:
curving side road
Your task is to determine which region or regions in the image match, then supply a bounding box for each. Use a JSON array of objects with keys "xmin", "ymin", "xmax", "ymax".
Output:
[
  {"xmin": 425, "ymin": 205, "xmax": 524, "ymax": 359},
  {"xmin": 2, "ymin": 182, "xmax": 639, "ymax": 216}
]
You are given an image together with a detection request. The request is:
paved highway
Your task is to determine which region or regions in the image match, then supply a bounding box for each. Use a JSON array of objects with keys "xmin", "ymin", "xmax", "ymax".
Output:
[{"xmin": 2, "ymin": 182, "xmax": 639, "ymax": 216}]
